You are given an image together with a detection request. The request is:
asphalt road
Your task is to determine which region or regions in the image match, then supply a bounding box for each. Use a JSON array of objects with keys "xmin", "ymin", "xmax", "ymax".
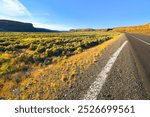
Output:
[
  {"xmin": 60, "ymin": 33, "xmax": 150, "ymax": 100},
  {"xmin": 96, "ymin": 33, "xmax": 150, "ymax": 100},
  {"xmin": 126, "ymin": 33, "xmax": 150, "ymax": 96},
  {"xmin": 126, "ymin": 33, "xmax": 150, "ymax": 82}
]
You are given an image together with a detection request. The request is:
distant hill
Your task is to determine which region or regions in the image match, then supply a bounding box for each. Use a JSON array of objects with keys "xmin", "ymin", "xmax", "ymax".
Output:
[
  {"xmin": 70, "ymin": 28, "xmax": 112, "ymax": 32},
  {"xmin": 112, "ymin": 23, "xmax": 150, "ymax": 33},
  {"xmin": 70, "ymin": 23, "xmax": 150, "ymax": 33},
  {"xmin": 0, "ymin": 20, "xmax": 59, "ymax": 32}
]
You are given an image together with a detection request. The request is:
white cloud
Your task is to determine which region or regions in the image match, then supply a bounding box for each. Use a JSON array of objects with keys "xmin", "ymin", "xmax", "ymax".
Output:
[
  {"xmin": 0, "ymin": 0, "xmax": 31, "ymax": 17},
  {"xmin": 0, "ymin": 0, "xmax": 72, "ymax": 30}
]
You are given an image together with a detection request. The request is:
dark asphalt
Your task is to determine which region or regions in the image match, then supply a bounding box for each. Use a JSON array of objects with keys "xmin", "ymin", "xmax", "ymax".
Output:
[
  {"xmin": 126, "ymin": 33, "xmax": 150, "ymax": 79},
  {"xmin": 97, "ymin": 33, "xmax": 149, "ymax": 100},
  {"xmin": 126, "ymin": 33, "xmax": 150, "ymax": 94}
]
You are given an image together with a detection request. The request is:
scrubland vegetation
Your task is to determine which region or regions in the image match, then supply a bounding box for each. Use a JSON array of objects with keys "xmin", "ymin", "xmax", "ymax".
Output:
[
  {"xmin": 113, "ymin": 23, "xmax": 150, "ymax": 33},
  {"xmin": 0, "ymin": 31, "xmax": 119, "ymax": 99}
]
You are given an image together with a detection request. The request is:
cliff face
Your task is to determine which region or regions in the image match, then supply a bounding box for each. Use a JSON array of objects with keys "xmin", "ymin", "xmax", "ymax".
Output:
[
  {"xmin": 0, "ymin": 20, "xmax": 58, "ymax": 32},
  {"xmin": 0, "ymin": 20, "xmax": 37, "ymax": 32}
]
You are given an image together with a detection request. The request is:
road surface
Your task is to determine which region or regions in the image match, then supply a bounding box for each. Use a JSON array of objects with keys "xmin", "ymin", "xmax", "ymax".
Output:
[{"xmin": 59, "ymin": 33, "xmax": 150, "ymax": 100}]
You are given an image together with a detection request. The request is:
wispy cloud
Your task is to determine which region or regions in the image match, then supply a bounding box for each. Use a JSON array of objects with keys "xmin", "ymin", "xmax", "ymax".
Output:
[
  {"xmin": 0, "ymin": 0, "xmax": 71, "ymax": 30},
  {"xmin": 0, "ymin": 0, "xmax": 31, "ymax": 17}
]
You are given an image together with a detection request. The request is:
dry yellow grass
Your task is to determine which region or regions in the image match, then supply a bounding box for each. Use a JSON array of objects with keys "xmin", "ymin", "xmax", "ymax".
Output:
[
  {"xmin": 21, "ymin": 49, "xmax": 35, "ymax": 55},
  {"xmin": 0, "ymin": 35, "xmax": 120, "ymax": 99},
  {"xmin": 0, "ymin": 53, "xmax": 12, "ymax": 61}
]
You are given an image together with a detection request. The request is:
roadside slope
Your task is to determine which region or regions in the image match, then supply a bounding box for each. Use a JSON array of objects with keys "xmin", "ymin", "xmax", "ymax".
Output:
[{"xmin": 60, "ymin": 34, "xmax": 127, "ymax": 99}]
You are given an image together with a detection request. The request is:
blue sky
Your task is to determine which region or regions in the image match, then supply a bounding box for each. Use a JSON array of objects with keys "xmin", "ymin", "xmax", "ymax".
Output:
[{"xmin": 0, "ymin": 0, "xmax": 150, "ymax": 30}]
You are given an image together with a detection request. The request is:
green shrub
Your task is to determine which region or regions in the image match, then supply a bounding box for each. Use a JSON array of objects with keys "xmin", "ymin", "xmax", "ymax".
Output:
[
  {"xmin": 45, "ymin": 49, "xmax": 53, "ymax": 57},
  {"xmin": 0, "ymin": 46, "xmax": 5, "ymax": 52},
  {"xmin": 36, "ymin": 45, "xmax": 45, "ymax": 53},
  {"xmin": 18, "ymin": 54, "xmax": 34, "ymax": 63},
  {"xmin": 5, "ymin": 45, "xmax": 16, "ymax": 51},
  {"xmin": 14, "ymin": 43, "xmax": 29, "ymax": 49},
  {"xmin": 0, "ymin": 59, "xmax": 29, "ymax": 76},
  {"xmin": 33, "ymin": 55, "xmax": 43, "ymax": 63},
  {"xmin": 44, "ymin": 58, "xmax": 52, "ymax": 65},
  {"xmin": 0, "ymin": 42, "xmax": 10, "ymax": 46},
  {"xmin": 74, "ymin": 47, "xmax": 83, "ymax": 54},
  {"xmin": 28, "ymin": 43, "xmax": 36, "ymax": 50}
]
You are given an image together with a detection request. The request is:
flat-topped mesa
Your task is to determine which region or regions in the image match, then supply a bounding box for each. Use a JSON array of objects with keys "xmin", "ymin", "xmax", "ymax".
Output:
[
  {"xmin": 0, "ymin": 20, "xmax": 36, "ymax": 32},
  {"xmin": 0, "ymin": 19, "xmax": 59, "ymax": 32}
]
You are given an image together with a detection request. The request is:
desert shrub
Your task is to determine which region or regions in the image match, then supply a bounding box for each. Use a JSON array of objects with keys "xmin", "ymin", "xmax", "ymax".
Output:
[
  {"xmin": 33, "ymin": 55, "xmax": 44, "ymax": 63},
  {"xmin": 88, "ymin": 41, "xmax": 99, "ymax": 47},
  {"xmin": 18, "ymin": 54, "xmax": 34, "ymax": 63},
  {"xmin": 0, "ymin": 39, "xmax": 5, "ymax": 42},
  {"xmin": 44, "ymin": 58, "xmax": 52, "ymax": 65},
  {"xmin": 32, "ymin": 40, "xmax": 40, "ymax": 44},
  {"xmin": 0, "ymin": 53, "xmax": 12, "ymax": 64},
  {"xmin": 74, "ymin": 47, "xmax": 83, "ymax": 54},
  {"xmin": 0, "ymin": 46, "xmax": 5, "ymax": 52},
  {"xmin": 0, "ymin": 63, "xmax": 9, "ymax": 75},
  {"xmin": 14, "ymin": 43, "xmax": 29, "ymax": 49},
  {"xmin": 5, "ymin": 45, "xmax": 16, "ymax": 51},
  {"xmin": 51, "ymin": 47, "xmax": 63, "ymax": 56},
  {"xmin": 0, "ymin": 58, "xmax": 28, "ymax": 76},
  {"xmin": 36, "ymin": 45, "xmax": 45, "ymax": 53},
  {"xmin": 0, "ymin": 42, "xmax": 10, "ymax": 46},
  {"xmin": 45, "ymin": 49, "xmax": 53, "ymax": 57},
  {"xmin": 29, "ymin": 43, "xmax": 36, "ymax": 50},
  {"xmin": 46, "ymin": 43, "xmax": 53, "ymax": 48},
  {"xmin": 0, "ymin": 32, "xmax": 118, "ymax": 77}
]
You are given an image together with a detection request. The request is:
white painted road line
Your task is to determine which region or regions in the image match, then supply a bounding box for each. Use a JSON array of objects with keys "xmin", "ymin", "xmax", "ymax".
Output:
[
  {"xmin": 83, "ymin": 41, "xmax": 128, "ymax": 100},
  {"xmin": 130, "ymin": 35, "xmax": 150, "ymax": 46}
]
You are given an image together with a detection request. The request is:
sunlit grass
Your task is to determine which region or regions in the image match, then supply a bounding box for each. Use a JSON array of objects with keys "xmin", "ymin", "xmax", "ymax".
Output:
[{"xmin": 0, "ymin": 31, "xmax": 120, "ymax": 99}]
